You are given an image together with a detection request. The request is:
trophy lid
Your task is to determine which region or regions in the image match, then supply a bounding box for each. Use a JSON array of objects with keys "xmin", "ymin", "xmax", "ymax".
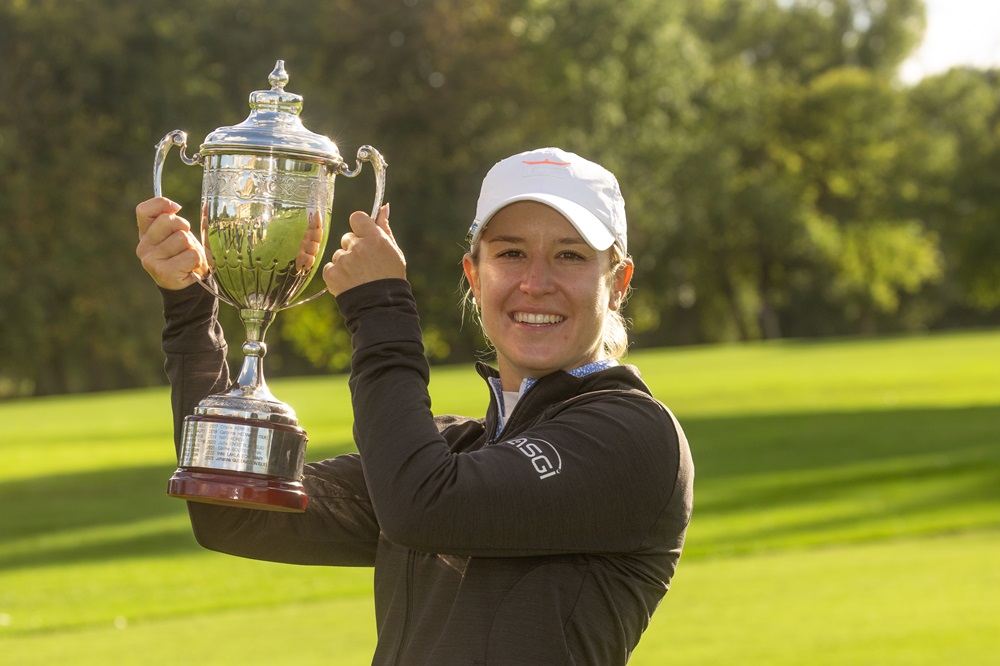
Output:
[{"xmin": 200, "ymin": 60, "xmax": 343, "ymax": 164}]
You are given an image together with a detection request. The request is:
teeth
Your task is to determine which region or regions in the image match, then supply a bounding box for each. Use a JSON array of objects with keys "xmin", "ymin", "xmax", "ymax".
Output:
[{"xmin": 514, "ymin": 312, "xmax": 564, "ymax": 325}]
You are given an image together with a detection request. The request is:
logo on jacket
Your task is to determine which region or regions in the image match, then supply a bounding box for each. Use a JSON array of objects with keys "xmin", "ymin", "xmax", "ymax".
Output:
[{"xmin": 505, "ymin": 437, "xmax": 562, "ymax": 480}]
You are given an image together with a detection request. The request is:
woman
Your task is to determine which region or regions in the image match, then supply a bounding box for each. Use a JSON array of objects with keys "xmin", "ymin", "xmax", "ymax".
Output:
[{"xmin": 136, "ymin": 147, "xmax": 694, "ymax": 665}]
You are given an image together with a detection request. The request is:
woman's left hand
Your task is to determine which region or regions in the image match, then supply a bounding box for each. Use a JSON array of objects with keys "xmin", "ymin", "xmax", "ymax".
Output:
[{"xmin": 323, "ymin": 204, "xmax": 406, "ymax": 296}]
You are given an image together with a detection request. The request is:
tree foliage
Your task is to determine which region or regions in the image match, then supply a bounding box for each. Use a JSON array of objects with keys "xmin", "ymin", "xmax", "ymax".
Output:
[
  {"xmin": 908, "ymin": 67, "xmax": 1000, "ymax": 312},
  {"xmin": 0, "ymin": 0, "xmax": 997, "ymax": 397}
]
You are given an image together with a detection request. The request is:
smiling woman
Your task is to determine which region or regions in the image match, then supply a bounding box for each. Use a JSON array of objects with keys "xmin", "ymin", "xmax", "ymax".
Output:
[
  {"xmin": 463, "ymin": 201, "xmax": 633, "ymax": 390},
  {"xmin": 134, "ymin": 146, "xmax": 693, "ymax": 665}
]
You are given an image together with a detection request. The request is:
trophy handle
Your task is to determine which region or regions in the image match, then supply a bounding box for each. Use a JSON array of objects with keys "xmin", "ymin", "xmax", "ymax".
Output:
[
  {"xmin": 188, "ymin": 271, "xmax": 240, "ymax": 308},
  {"xmin": 153, "ymin": 130, "xmax": 203, "ymax": 197},
  {"xmin": 285, "ymin": 145, "xmax": 388, "ymax": 309},
  {"xmin": 152, "ymin": 131, "xmax": 235, "ymax": 304},
  {"xmin": 338, "ymin": 145, "xmax": 388, "ymax": 221}
]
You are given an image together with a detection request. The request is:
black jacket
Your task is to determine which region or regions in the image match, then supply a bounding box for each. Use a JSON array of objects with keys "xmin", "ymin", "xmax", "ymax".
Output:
[{"xmin": 160, "ymin": 279, "xmax": 694, "ymax": 665}]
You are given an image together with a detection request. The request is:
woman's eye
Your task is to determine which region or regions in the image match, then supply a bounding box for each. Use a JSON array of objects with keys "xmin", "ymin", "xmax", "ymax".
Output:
[
  {"xmin": 497, "ymin": 249, "xmax": 524, "ymax": 259},
  {"xmin": 558, "ymin": 251, "xmax": 585, "ymax": 261}
]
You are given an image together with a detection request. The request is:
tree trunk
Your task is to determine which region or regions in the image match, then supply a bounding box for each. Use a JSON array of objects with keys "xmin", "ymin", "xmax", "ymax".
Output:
[{"xmin": 757, "ymin": 254, "xmax": 783, "ymax": 339}]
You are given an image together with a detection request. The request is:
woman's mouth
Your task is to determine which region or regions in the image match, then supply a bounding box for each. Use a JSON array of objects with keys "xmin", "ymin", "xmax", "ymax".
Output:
[{"xmin": 512, "ymin": 312, "xmax": 565, "ymax": 325}]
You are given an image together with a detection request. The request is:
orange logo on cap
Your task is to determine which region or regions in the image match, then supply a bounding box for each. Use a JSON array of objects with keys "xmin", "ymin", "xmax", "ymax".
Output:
[{"xmin": 522, "ymin": 159, "xmax": 570, "ymax": 166}]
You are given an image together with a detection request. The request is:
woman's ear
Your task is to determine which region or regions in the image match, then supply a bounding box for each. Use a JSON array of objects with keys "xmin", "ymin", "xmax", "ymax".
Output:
[
  {"xmin": 609, "ymin": 259, "xmax": 634, "ymax": 311},
  {"xmin": 462, "ymin": 253, "xmax": 481, "ymax": 303}
]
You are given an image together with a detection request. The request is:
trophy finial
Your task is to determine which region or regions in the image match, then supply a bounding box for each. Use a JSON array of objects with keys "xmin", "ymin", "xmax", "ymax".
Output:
[
  {"xmin": 208, "ymin": 59, "xmax": 341, "ymax": 156},
  {"xmin": 245, "ymin": 59, "xmax": 303, "ymax": 117},
  {"xmin": 269, "ymin": 60, "xmax": 289, "ymax": 91}
]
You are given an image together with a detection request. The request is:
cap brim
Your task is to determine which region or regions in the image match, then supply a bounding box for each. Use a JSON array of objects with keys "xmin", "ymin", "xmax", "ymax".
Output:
[{"xmin": 472, "ymin": 193, "xmax": 616, "ymax": 251}]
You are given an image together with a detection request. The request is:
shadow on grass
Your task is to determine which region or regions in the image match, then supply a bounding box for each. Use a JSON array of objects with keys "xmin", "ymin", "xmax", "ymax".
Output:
[
  {"xmin": 0, "ymin": 441, "xmax": 357, "ymax": 571},
  {"xmin": 2, "ymin": 406, "xmax": 997, "ymax": 571},
  {"xmin": 678, "ymin": 404, "xmax": 1000, "ymax": 556},
  {"xmin": 0, "ymin": 461, "xmax": 196, "ymax": 570},
  {"xmin": 0, "ymin": 524, "xmax": 198, "ymax": 570},
  {"xmin": 681, "ymin": 405, "xmax": 1000, "ymax": 478}
]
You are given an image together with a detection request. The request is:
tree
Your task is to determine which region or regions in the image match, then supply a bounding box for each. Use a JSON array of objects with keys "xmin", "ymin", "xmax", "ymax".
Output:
[
  {"xmin": 908, "ymin": 68, "xmax": 1000, "ymax": 314},
  {"xmin": 790, "ymin": 67, "xmax": 943, "ymax": 333},
  {"xmin": 666, "ymin": 0, "xmax": 935, "ymax": 340},
  {"xmin": 0, "ymin": 0, "xmax": 370, "ymax": 394},
  {"xmin": 1, "ymin": 0, "xmax": 996, "ymax": 397},
  {"xmin": 0, "ymin": 1, "xmax": 176, "ymax": 394}
]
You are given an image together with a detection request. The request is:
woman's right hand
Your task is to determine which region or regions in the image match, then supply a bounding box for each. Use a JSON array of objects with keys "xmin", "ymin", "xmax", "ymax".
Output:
[{"xmin": 135, "ymin": 197, "xmax": 209, "ymax": 290}]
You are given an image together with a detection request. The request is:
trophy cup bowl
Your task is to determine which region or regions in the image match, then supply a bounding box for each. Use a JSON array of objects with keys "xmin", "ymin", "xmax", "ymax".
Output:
[{"xmin": 153, "ymin": 60, "xmax": 386, "ymax": 512}]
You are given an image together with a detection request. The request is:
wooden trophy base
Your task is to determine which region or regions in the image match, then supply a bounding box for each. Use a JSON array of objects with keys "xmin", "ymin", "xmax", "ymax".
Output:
[{"xmin": 168, "ymin": 468, "xmax": 308, "ymax": 513}]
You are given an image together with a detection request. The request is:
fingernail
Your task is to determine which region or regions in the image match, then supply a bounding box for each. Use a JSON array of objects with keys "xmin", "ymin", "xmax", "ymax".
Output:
[
  {"xmin": 166, "ymin": 198, "xmax": 182, "ymax": 211},
  {"xmin": 384, "ymin": 202, "xmax": 390, "ymax": 219}
]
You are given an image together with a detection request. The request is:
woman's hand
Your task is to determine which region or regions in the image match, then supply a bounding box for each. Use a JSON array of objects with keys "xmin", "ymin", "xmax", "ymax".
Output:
[
  {"xmin": 135, "ymin": 197, "xmax": 210, "ymax": 290},
  {"xmin": 323, "ymin": 204, "xmax": 406, "ymax": 297}
]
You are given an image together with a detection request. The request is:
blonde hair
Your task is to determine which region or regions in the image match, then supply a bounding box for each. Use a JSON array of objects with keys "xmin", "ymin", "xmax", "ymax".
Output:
[
  {"xmin": 461, "ymin": 242, "xmax": 633, "ymax": 361},
  {"xmin": 600, "ymin": 243, "xmax": 633, "ymax": 360}
]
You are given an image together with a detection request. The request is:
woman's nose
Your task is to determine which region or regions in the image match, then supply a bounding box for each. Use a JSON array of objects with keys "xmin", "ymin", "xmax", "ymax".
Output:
[{"xmin": 519, "ymin": 257, "xmax": 556, "ymax": 295}]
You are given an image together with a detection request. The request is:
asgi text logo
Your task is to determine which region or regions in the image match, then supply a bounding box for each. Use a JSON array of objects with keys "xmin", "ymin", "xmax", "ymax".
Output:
[{"xmin": 506, "ymin": 437, "xmax": 562, "ymax": 480}]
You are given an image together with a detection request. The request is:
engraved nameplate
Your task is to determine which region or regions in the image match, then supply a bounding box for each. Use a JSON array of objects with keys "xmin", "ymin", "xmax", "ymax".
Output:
[{"xmin": 181, "ymin": 420, "xmax": 274, "ymax": 475}]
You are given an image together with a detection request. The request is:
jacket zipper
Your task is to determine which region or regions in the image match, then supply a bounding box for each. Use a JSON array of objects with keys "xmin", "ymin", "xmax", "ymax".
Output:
[{"xmin": 488, "ymin": 380, "xmax": 537, "ymax": 445}]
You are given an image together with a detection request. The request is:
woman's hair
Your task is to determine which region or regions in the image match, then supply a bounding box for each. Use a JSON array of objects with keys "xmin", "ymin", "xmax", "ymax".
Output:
[
  {"xmin": 461, "ymin": 241, "xmax": 633, "ymax": 361},
  {"xmin": 602, "ymin": 243, "xmax": 633, "ymax": 360}
]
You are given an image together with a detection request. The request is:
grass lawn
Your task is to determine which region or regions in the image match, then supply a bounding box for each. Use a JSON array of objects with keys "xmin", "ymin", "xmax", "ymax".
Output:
[{"xmin": 1, "ymin": 328, "xmax": 998, "ymax": 664}]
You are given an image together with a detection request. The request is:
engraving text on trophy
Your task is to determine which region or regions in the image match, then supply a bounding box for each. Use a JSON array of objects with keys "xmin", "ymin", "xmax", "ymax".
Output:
[{"xmin": 183, "ymin": 421, "xmax": 273, "ymax": 474}]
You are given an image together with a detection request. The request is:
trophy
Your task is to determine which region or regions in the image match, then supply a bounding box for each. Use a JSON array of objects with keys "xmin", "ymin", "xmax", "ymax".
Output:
[{"xmin": 153, "ymin": 60, "xmax": 386, "ymax": 512}]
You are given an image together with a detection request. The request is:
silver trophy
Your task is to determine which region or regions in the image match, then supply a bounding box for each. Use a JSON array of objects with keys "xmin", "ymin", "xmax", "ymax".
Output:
[{"xmin": 153, "ymin": 60, "xmax": 386, "ymax": 512}]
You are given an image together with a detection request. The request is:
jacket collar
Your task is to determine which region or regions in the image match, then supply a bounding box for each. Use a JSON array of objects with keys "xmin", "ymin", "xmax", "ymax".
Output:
[{"xmin": 474, "ymin": 361, "xmax": 652, "ymax": 441}]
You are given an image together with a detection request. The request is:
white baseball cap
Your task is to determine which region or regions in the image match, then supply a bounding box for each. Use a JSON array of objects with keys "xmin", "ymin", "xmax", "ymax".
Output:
[{"xmin": 468, "ymin": 147, "xmax": 627, "ymax": 254}]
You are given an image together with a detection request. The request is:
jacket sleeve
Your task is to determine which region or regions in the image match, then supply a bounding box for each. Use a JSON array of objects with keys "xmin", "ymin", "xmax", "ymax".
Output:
[
  {"xmin": 160, "ymin": 283, "xmax": 230, "ymax": 456},
  {"xmin": 159, "ymin": 283, "xmax": 380, "ymax": 566},
  {"xmin": 338, "ymin": 279, "xmax": 689, "ymax": 558}
]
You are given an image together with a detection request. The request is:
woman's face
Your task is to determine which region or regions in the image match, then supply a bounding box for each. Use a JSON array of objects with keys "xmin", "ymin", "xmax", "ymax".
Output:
[{"xmin": 463, "ymin": 201, "xmax": 631, "ymax": 391}]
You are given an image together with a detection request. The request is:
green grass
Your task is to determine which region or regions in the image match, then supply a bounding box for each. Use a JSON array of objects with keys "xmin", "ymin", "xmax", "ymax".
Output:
[{"xmin": 1, "ymin": 329, "xmax": 998, "ymax": 664}]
